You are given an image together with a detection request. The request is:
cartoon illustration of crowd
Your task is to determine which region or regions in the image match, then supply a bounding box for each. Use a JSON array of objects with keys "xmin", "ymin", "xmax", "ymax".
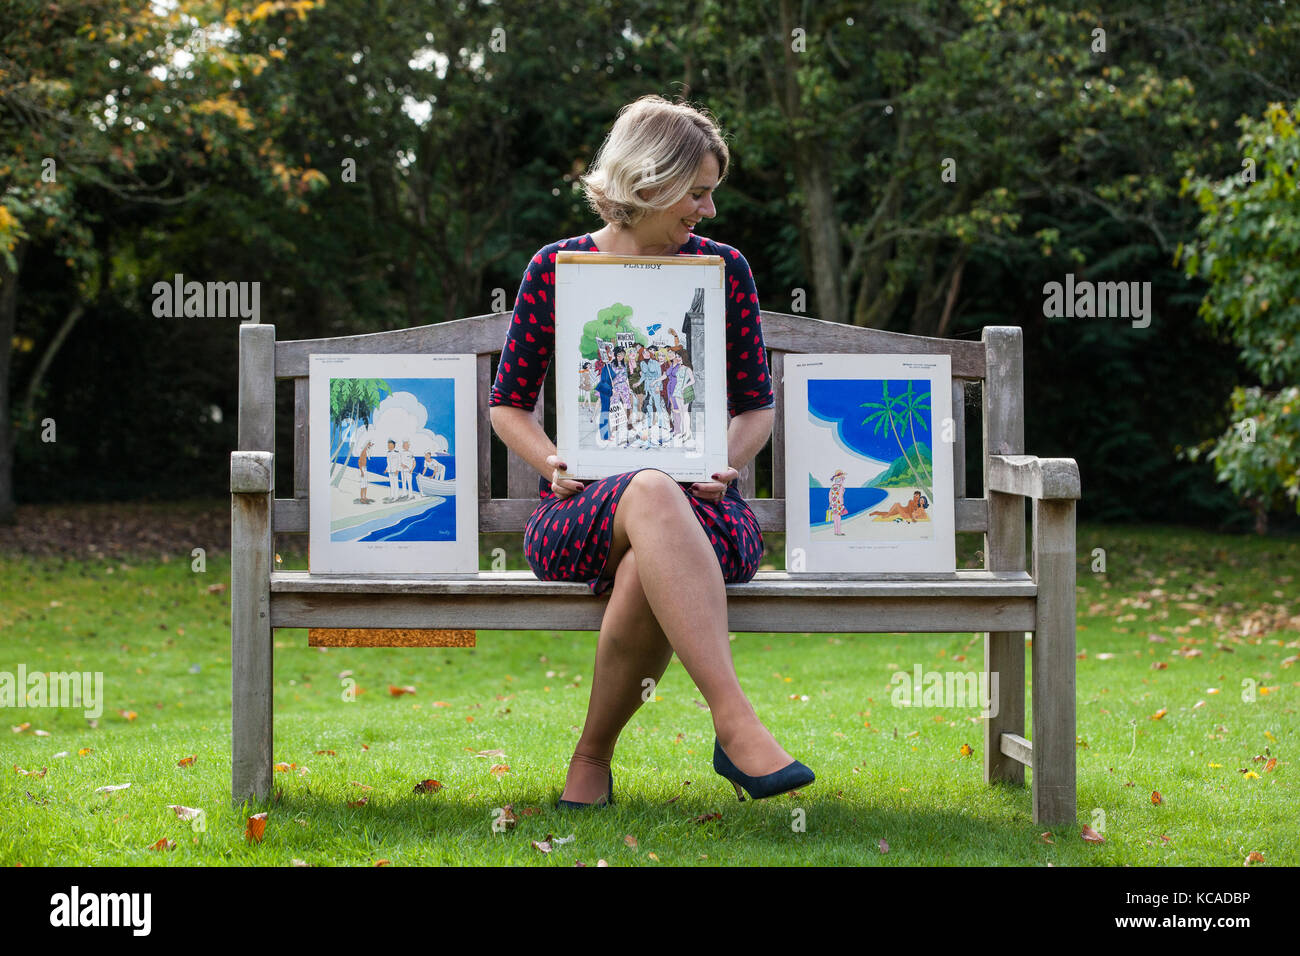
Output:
[
  {"xmin": 579, "ymin": 326, "xmax": 697, "ymax": 448},
  {"xmin": 354, "ymin": 437, "xmax": 447, "ymax": 505}
]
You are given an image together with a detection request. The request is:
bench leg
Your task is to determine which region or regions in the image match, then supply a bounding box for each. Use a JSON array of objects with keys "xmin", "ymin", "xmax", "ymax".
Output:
[
  {"xmin": 231, "ymin": 489, "xmax": 274, "ymax": 805},
  {"xmin": 1030, "ymin": 498, "xmax": 1077, "ymax": 825},
  {"xmin": 984, "ymin": 630, "xmax": 1025, "ymax": 787}
]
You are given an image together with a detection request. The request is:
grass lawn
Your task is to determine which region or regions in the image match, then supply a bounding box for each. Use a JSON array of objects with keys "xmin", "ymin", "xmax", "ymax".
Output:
[{"xmin": 1, "ymin": 518, "xmax": 1295, "ymax": 866}]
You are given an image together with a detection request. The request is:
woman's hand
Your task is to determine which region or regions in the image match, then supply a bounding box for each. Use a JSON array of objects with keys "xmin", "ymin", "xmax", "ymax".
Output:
[
  {"xmin": 546, "ymin": 454, "xmax": 587, "ymax": 499},
  {"xmin": 688, "ymin": 466, "xmax": 739, "ymax": 503}
]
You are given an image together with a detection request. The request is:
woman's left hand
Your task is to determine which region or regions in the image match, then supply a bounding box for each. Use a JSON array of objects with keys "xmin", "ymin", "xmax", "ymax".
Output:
[{"xmin": 689, "ymin": 466, "xmax": 739, "ymax": 503}]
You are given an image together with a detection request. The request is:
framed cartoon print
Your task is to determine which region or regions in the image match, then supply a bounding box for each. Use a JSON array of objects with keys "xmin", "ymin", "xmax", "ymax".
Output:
[
  {"xmin": 308, "ymin": 353, "xmax": 477, "ymax": 574},
  {"xmin": 554, "ymin": 251, "xmax": 728, "ymax": 482}
]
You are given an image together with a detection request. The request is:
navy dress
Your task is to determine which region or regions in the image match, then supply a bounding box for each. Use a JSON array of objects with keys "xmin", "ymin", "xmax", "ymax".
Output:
[{"xmin": 488, "ymin": 232, "xmax": 775, "ymax": 596}]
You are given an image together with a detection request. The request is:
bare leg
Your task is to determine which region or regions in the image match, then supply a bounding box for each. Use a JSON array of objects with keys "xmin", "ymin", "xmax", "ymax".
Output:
[
  {"xmin": 597, "ymin": 470, "xmax": 794, "ymax": 776},
  {"xmin": 559, "ymin": 549, "xmax": 674, "ymax": 803}
]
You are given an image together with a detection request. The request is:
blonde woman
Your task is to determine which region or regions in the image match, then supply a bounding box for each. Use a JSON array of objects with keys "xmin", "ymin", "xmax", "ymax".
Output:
[{"xmin": 488, "ymin": 95, "xmax": 812, "ymax": 808}]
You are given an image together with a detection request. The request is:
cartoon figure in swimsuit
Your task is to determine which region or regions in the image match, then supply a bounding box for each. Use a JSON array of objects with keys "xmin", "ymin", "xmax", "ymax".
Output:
[
  {"xmin": 870, "ymin": 490, "xmax": 930, "ymax": 523},
  {"xmin": 828, "ymin": 468, "xmax": 848, "ymax": 535}
]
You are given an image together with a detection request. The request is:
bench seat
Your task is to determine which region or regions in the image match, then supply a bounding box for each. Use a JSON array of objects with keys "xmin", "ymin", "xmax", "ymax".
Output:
[{"xmin": 268, "ymin": 569, "xmax": 1038, "ymax": 631}]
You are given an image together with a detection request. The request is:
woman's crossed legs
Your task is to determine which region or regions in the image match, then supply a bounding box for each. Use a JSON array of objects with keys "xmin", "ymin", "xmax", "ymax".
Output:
[{"xmin": 560, "ymin": 469, "xmax": 794, "ymax": 804}]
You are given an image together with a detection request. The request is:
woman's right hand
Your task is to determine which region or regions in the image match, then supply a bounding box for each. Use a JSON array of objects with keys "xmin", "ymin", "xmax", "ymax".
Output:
[{"xmin": 546, "ymin": 454, "xmax": 587, "ymax": 499}]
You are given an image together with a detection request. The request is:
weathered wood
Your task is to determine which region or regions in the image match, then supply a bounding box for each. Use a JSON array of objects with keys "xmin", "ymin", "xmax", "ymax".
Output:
[
  {"xmin": 999, "ymin": 732, "xmax": 1033, "ymax": 767},
  {"xmin": 293, "ymin": 377, "xmax": 309, "ymax": 500},
  {"xmin": 270, "ymin": 493, "xmax": 991, "ymax": 536},
  {"xmin": 771, "ymin": 350, "xmax": 786, "ymax": 500},
  {"xmin": 271, "ymin": 568, "xmax": 1036, "ymax": 598},
  {"xmin": 737, "ymin": 459, "xmax": 756, "ymax": 498},
  {"xmin": 271, "ymin": 590, "xmax": 1035, "ymax": 633},
  {"xmin": 506, "ymin": 392, "xmax": 545, "ymax": 499},
  {"xmin": 477, "ymin": 354, "xmax": 491, "ymax": 502},
  {"xmin": 275, "ymin": 313, "xmax": 512, "ymax": 377},
  {"xmin": 988, "ymin": 454, "xmax": 1081, "ymax": 501},
  {"xmin": 232, "ymin": 451, "xmax": 274, "ymax": 494},
  {"xmin": 1030, "ymin": 497, "xmax": 1078, "ymax": 825},
  {"xmin": 231, "ymin": 475, "xmax": 273, "ymax": 805},
  {"xmin": 758, "ymin": 312, "xmax": 987, "ymax": 378},
  {"xmin": 239, "ymin": 324, "xmax": 276, "ymax": 453},
  {"xmin": 982, "ymin": 326, "xmax": 1027, "ymax": 789},
  {"xmin": 308, "ymin": 628, "xmax": 477, "ymax": 647},
  {"xmin": 952, "ymin": 379, "xmax": 967, "ymax": 498}
]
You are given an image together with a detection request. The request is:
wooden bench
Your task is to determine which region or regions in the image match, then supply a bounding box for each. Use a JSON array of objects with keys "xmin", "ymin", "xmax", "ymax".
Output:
[{"xmin": 230, "ymin": 316, "xmax": 1081, "ymax": 823}]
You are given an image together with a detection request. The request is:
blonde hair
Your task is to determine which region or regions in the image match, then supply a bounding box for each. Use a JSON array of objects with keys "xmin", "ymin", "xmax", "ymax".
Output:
[{"xmin": 580, "ymin": 94, "xmax": 729, "ymax": 228}]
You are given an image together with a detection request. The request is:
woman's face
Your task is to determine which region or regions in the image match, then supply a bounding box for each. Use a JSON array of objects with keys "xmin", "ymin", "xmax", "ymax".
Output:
[{"xmin": 641, "ymin": 151, "xmax": 719, "ymax": 248}]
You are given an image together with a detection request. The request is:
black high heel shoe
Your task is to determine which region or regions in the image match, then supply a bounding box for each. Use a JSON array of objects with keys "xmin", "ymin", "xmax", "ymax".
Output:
[
  {"xmin": 555, "ymin": 770, "xmax": 614, "ymax": 809},
  {"xmin": 713, "ymin": 737, "xmax": 814, "ymax": 801}
]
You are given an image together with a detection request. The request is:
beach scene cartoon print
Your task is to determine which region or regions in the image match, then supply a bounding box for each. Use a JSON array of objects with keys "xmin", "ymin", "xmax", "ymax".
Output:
[
  {"xmin": 325, "ymin": 377, "xmax": 457, "ymax": 542},
  {"xmin": 806, "ymin": 378, "xmax": 934, "ymax": 542}
]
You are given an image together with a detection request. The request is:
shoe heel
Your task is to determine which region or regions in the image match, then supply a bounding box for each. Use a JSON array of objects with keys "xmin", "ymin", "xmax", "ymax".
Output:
[{"xmin": 730, "ymin": 779, "xmax": 746, "ymax": 802}]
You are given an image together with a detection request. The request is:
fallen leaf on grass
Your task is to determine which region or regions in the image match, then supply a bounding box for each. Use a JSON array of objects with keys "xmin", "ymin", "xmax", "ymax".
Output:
[
  {"xmin": 94, "ymin": 783, "xmax": 130, "ymax": 793},
  {"xmin": 532, "ymin": 839, "xmax": 552, "ymax": 853},
  {"xmin": 245, "ymin": 812, "xmax": 267, "ymax": 843},
  {"xmin": 520, "ymin": 807, "xmax": 543, "ymax": 816},
  {"xmin": 177, "ymin": 755, "xmax": 196, "ymax": 767},
  {"xmin": 77, "ymin": 748, "xmax": 92, "ymax": 757},
  {"xmin": 347, "ymin": 797, "xmax": 368, "ymax": 808},
  {"xmin": 1264, "ymin": 758, "xmax": 1278, "ymax": 772},
  {"xmin": 291, "ymin": 859, "xmax": 309, "ymax": 867},
  {"xmin": 350, "ymin": 781, "xmax": 372, "ymax": 790},
  {"xmin": 413, "ymin": 779, "xmax": 443, "ymax": 793},
  {"xmin": 1150, "ymin": 708, "xmax": 1168, "ymax": 720},
  {"xmin": 597, "ymin": 859, "xmax": 609, "ymax": 867},
  {"xmin": 12, "ymin": 722, "xmax": 30, "ymax": 733},
  {"xmin": 1151, "ymin": 791, "xmax": 1163, "ymax": 805},
  {"xmin": 695, "ymin": 812, "xmax": 722, "ymax": 824},
  {"xmin": 493, "ymin": 806, "xmax": 518, "ymax": 831},
  {"xmin": 374, "ymin": 859, "xmax": 389, "ymax": 866},
  {"xmin": 33, "ymin": 729, "xmax": 49, "ymax": 737},
  {"xmin": 148, "ymin": 838, "xmax": 176, "ymax": 851},
  {"xmin": 167, "ymin": 805, "xmax": 202, "ymax": 821},
  {"xmin": 1244, "ymin": 851, "xmax": 1265, "ymax": 866},
  {"xmin": 475, "ymin": 749, "xmax": 506, "ymax": 757},
  {"xmin": 1039, "ymin": 832, "xmax": 1054, "ymax": 844},
  {"xmin": 119, "ymin": 710, "xmax": 137, "ymax": 721},
  {"xmin": 274, "ymin": 762, "xmax": 296, "ymax": 772},
  {"xmin": 624, "ymin": 834, "xmax": 638, "ymax": 848},
  {"xmin": 14, "ymin": 766, "xmax": 47, "ymax": 777},
  {"xmin": 648, "ymin": 852, "xmax": 659, "ymax": 861},
  {"xmin": 1081, "ymin": 825, "xmax": 1105, "ymax": 843},
  {"xmin": 388, "ymin": 685, "xmax": 416, "ymax": 697},
  {"xmin": 959, "ymin": 743, "xmax": 974, "ymax": 757},
  {"xmin": 315, "ymin": 750, "xmax": 336, "ymax": 756},
  {"xmin": 489, "ymin": 764, "xmax": 510, "ymax": 778},
  {"xmin": 1151, "ymin": 662, "xmax": 1168, "ymax": 670},
  {"xmin": 878, "ymin": 839, "xmax": 890, "ymax": 854}
]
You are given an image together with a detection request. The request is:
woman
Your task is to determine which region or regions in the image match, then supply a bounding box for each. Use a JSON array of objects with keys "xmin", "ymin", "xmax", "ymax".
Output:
[
  {"xmin": 828, "ymin": 468, "xmax": 848, "ymax": 535},
  {"xmin": 870, "ymin": 490, "xmax": 930, "ymax": 523},
  {"xmin": 488, "ymin": 94, "xmax": 813, "ymax": 807}
]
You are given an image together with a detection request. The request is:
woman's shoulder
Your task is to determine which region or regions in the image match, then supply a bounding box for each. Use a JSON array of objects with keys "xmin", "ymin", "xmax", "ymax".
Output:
[
  {"xmin": 528, "ymin": 233, "xmax": 598, "ymax": 262},
  {"xmin": 688, "ymin": 234, "xmax": 749, "ymax": 269}
]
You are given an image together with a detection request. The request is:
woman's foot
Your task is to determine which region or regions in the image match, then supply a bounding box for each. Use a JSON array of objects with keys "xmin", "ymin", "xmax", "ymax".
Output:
[
  {"xmin": 714, "ymin": 717, "xmax": 796, "ymax": 778},
  {"xmin": 559, "ymin": 750, "xmax": 612, "ymax": 805}
]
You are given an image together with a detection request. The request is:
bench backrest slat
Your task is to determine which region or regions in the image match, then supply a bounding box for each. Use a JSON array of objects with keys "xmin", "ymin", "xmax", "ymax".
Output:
[{"xmin": 248, "ymin": 312, "xmax": 1022, "ymax": 555}]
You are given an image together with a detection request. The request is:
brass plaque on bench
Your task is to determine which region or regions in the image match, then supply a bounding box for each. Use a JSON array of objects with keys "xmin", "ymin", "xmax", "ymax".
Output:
[{"xmin": 308, "ymin": 628, "xmax": 477, "ymax": 648}]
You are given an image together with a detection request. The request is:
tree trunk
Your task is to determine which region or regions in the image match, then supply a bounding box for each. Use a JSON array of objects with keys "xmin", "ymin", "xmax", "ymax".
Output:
[{"xmin": 0, "ymin": 240, "xmax": 29, "ymax": 525}]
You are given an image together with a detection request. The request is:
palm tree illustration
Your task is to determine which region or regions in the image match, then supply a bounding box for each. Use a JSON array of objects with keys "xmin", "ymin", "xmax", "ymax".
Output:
[
  {"xmin": 901, "ymin": 381, "xmax": 933, "ymax": 486},
  {"xmin": 861, "ymin": 381, "xmax": 928, "ymax": 489},
  {"xmin": 328, "ymin": 378, "xmax": 392, "ymax": 488}
]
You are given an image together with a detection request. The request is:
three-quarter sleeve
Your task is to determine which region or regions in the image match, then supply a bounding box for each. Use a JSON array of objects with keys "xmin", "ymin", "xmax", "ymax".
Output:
[
  {"xmin": 488, "ymin": 244, "xmax": 555, "ymax": 411},
  {"xmin": 717, "ymin": 244, "xmax": 775, "ymax": 418}
]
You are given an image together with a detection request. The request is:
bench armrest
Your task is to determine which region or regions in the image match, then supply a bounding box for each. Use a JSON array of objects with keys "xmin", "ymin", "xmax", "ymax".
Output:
[
  {"xmin": 987, "ymin": 454, "xmax": 1080, "ymax": 501},
  {"xmin": 231, "ymin": 451, "xmax": 274, "ymax": 494}
]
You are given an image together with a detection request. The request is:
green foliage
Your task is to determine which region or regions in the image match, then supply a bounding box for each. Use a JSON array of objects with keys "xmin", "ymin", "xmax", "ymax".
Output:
[
  {"xmin": 578, "ymin": 303, "xmax": 642, "ymax": 361},
  {"xmin": 1179, "ymin": 100, "xmax": 1300, "ymax": 517}
]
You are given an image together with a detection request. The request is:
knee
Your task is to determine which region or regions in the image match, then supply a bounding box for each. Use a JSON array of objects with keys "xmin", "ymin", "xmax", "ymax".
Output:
[{"xmin": 626, "ymin": 468, "xmax": 681, "ymax": 503}]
